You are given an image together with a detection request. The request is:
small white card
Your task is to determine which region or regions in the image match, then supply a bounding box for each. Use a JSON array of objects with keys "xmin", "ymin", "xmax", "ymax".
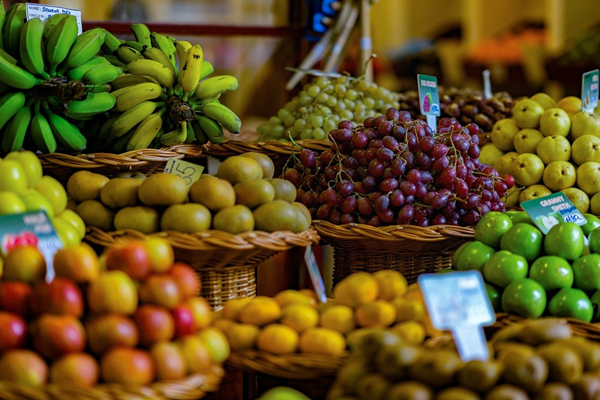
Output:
[
  {"xmin": 164, "ymin": 157, "xmax": 204, "ymax": 187},
  {"xmin": 26, "ymin": 3, "xmax": 83, "ymax": 34}
]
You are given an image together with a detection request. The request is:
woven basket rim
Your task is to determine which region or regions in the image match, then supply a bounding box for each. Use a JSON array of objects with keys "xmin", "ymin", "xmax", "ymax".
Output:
[{"xmin": 204, "ymin": 139, "xmax": 332, "ymax": 159}]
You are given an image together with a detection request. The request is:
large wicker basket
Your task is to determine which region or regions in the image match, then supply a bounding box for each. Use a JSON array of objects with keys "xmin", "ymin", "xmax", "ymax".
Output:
[
  {"xmin": 312, "ymin": 220, "xmax": 475, "ymax": 285},
  {"xmin": 85, "ymin": 227, "xmax": 320, "ymax": 310}
]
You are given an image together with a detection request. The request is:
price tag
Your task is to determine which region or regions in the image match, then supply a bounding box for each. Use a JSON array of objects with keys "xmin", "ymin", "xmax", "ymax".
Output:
[
  {"xmin": 521, "ymin": 192, "xmax": 587, "ymax": 234},
  {"xmin": 582, "ymin": 69, "xmax": 599, "ymax": 113},
  {"xmin": 164, "ymin": 158, "xmax": 204, "ymax": 187},
  {"xmin": 419, "ymin": 271, "xmax": 495, "ymax": 361},
  {"xmin": 26, "ymin": 3, "xmax": 83, "ymax": 34},
  {"xmin": 483, "ymin": 69, "xmax": 493, "ymax": 100},
  {"xmin": 417, "ymin": 74, "xmax": 440, "ymax": 132},
  {"xmin": 304, "ymin": 246, "xmax": 327, "ymax": 304},
  {"xmin": 0, "ymin": 211, "xmax": 63, "ymax": 282}
]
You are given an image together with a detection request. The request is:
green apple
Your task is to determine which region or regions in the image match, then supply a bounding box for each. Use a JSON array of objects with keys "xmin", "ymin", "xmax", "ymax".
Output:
[
  {"xmin": 581, "ymin": 214, "xmax": 600, "ymax": 236},
  {"xmin": 548, "ymin": 288, "xmax": 593, "ymax": 322},
  {"xmin": 500, "ymin": 223, "xmax": 543, "ymax": 262},
  {"xmin": 486, "ymin": 283, "xmax": 502, "ymax": 312},
  {"xmin": 512, "ymin": 99, "xmax": 545, "ymax": 129},
  {"xmin": 501, "ymin": 278, "xmax": 546, "ymax": 318},
  {"xmin": 536, "ymin": 135, "xmax": 571, "ymax": 164},
  {"xmin": 479, "ymin": 144, "xmax": 504, "ymax": 166},
  {"xmin": 539, "ymin": 108, "xmax": 571, "ymax": 137},
  {"xmin": 35, "ymin": 176, "xmax": 67, "ymax": 215},
  {"xmin": 20, "ymin": 190, "xmax": 55, "ymax": 219},
  {"xmin": 590, "ymin": 290, "xmax": 600, "ymax": 321},
  {"xmin": 571, "ymin": 111, "xmax": 600, "ymax": 140},
  {"xmin": 4, "ymin": 151, "xmax": 42, "ymax": 188},
  {"xmin": 0, "ymin": 191, "xmax": 26, "ymax": 215},
  {"xmin": 544, "ymin": 222, "xmax": 585, "ymax": 260},
  {"xmin": 475, "ymin": 212, "xmax": 513, "ymax": 248},
  {"xmin": 452, "ymin": 242, "xmax": 469, "ymax": 269},
  {"xmin": 577, "ymin": 162, "xmax": 600, "ymax": 196},
  {"xmin": 531, "ymin": 93, "xmax": 557, "ymax": 110},
  {"xmin": 491, "ymin": 119, "xmax": 519, "ymax": 151},
  {"xmin": 454, "ymin": 241, "xmax": 495, "ymax": 272},
  {"xmin": 519, "ymin": 185, "xmax": 552, "ymax": 204},
  {"xmin": 591, "ymin": 193, "xmax": 600, "ymax": 215},
  {"xmin": 529, "ymin": 256, "xmax": 574, "ymax": 291},
  {"xmin": 513, "ymin": 129, "xmax": 544, "ymax": 154},
  {"xmin": 510, "ymin": 153, "xmax": 544, "ymax": 187},
  {"xmin": 588, "ymin": 228, "xmax": 600, "ymax": 254},
  {"xmin": 492, "ymin": 152, "xmax": 518, "ymax": 177},
  {"xmin": 557, "ymin": 96, "xmax": 582, "ymax": 118},
  {"xmin": 505, "ymin": 211, "xmax": 534, "ymax": 225},
  {"xmin": 572, "ymin": 253, "xmax": 600, "ymax": 291},
  {"xmin": 483, "ymin": 250, "xmax": 528, "ymax": 288},
  {"xmin": 572, "ymin": 135, "xmax": 600, "ymax": 165},
  {"xmin": 542, "ymin": 161, "xmax": 576, "ymax": 192},
  {"xmin": 0, "ymin": 159, "xmax": 28, "ymax": 195},
  {"xmin": 561, "ymin": 188, "xmax": 590, "ymax": 214}
]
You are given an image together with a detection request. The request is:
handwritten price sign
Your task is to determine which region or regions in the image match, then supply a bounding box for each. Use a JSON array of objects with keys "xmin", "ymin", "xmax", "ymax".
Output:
[{"xmin": 164, "ymin": 158, "xmax": 204, "ymax": 186}]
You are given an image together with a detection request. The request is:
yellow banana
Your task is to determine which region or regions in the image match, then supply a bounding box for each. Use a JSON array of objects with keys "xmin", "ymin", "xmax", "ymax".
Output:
[
  {"xmin": 61, "ymin": 28, "xmax": 106, "ymax": 72},
  {"xmin": 117, "ymin": 45, "xmax": 144, "ymax": 64},
  {"xmin": 19, "ymin": 18, "xmax": 49, "ymax": 79},
  {"xmin": 150, "ymin": 32, "xmax": 176, "ymax": 72},
  {"xmin": 200, "ymin": 60, "xmax": 214, "ymax": 81},
  {"xmin": 159, "ymin": 122, "xmax": 187, "ymax": 146},
  {"xmin": 0, "ymin": 92, "xmax": 26, "ymax": 130},
  {"xmin": 195, "ymin": 114, "xmax": 224, "ymax": 144},
  {"xmin": 112, "ymin": 73, "xmax": 160, "ymax": 90},
  {"xmin": 30, "ymin": 101, "xmax": 57, "ymax": 153},
  {"xmin": 174, "ymin": 40, "xmax": 191, "ymax": 77},
  {"xmin": 193, "ymin": 75, "xmax": 239, "ymax": 100},
  {"xmin": 43, "ymin": 102, "xmax": 87, "ymax": 151},
  {"xmin": 2, "ymin": 104, "xmax": 31, "ymax": 153},
  {"xmin": 124, "ymin": 58, "xmax": 174, "ymax": 88},
  {"xmin": 126, "ymin": 110, "xmax": 164, "ymax": 151},
  {"xmin": 114, "ymin": 82, "xmax": 164, "ymax": 112},
  {"xmin": 130, "ymin": 23, "xmax": 151, "ymax": 49},
  {"xmin": 3, "ymin": 3, "xmax": 26, "ymax": 56},
  {"xmin": 201, "ymin": 101, "xmax": 241, "ymax": 133},
  {"xmin": 180, "ymin": 44, "xmax": 203, "ymax": 100},
  {"xmin": 45, "ymin": 15, "xmax": 78, "ymax": 76},
  {"xmin": 143, "ymin": 47, "xmax": 175, "ymax": 76},
  {"xmin": 110, "ymin": 100, "xmax": 160, "ymax": 138},
  {"xmin": 97, "ymin": 114, "xmax": 119, "ymax": 140}
]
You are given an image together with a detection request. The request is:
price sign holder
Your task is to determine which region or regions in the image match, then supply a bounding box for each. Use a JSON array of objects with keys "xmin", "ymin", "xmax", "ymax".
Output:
[
  {"xmin": 304, "ymin": 246, "xmax": 327, "ymax": 303},
  {"xmin": 26, "ymin": 3, "xmax": 83, "ymax": 34},
  {"xmin": 521, "ymin": 192, "xmax": 587, "ymax": 234},
  {"xmin": 417, "ymin": 74, "xmax": 440, "ymax": 132},
  {"xmin": 164, "ymin": 157, "xmax": 204, "ymax": 187},
  {"xmin": 0, "ymin": 211, "xmax": 63, "ymax": 282},
  {"xmin": 483, "ymin": 69, "xmax": 492, "ymax": 100},
  {"xmin": 419, "ymin": 271, "xmax": 495, "ymax": 361},
  {"xmin": 582, "ymin": 69, "xmax": 599, "ymax": 113}
]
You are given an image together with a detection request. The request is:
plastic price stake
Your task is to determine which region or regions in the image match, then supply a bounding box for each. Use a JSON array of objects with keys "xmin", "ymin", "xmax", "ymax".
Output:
[
  {"xmin": 164, "ymin": 157, "xmax": 204, "ymax": 187},
  {"xmin": 26, "ymin": 3, "xmax": 83, "ymax": 34},
  {"xmin": 582, "ymin": 69, "xmax": 599, "ymax": 113},
  {"xmin": 521, "ymin": 192, "xmax": 587, "ymax": 235},
  {"xmin": 419, "ymin": 271, "xmax": 495, "ymax": 362},
  {"xmin": 483, "ymin": 69, "xmax": 493, "ymax": 100},
  {"xmin": 304, "ymin": 246, "xmax": 327, "ymax": 304},
  {"xmin": 0, "ymin": 211, "xmax": 63, "ymax": 282},
  {"xmin": 417, "ymin": 74, "xmax": 440, "ymax": 132}
]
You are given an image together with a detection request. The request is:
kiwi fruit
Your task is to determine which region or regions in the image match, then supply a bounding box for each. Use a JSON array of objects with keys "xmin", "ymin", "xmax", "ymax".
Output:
[
  {"xmin": 484, "ymin": 384, "xmax": 530, "ymax": 400},
  {"xmin": 533, "ymin": 382, "xmax": 573, "ymax": 400},
  {"xmin": 386, "ymin": 381, "xmax": 433, "ymax": 400},
  {"xmin": 355, "ymin": 373, "xmax": 392, "ymax": 400},
  {"xmin": 336, "ymin": 359, "xmax": 372, "ymax": 395},
  {"xmin": 435, "ymin": 387, "xmax": 480, "ymax": 400},
  {"xmin": 495, "ymin": 343, "xmax": 536, "ymax": 366},
  {"xmin": 407, "ymin": 350, "xmax": 462, "ymax": 389},
  {"xmin": 518, "ymin": 319, "xmax": 572, "ymax": 345},
  {"xmin": 501, "ymin": 354, "xmax": 549, "ymax": 393},
  {"xmin": 572, "ymin": 373, "xmax": 600, "ymax": 400},
  {"xmin": 537, "ymin": 344, "xmax": 583, "ymax": 385},
  {"xmin": 375, "ymin": 344, "xmax": 421, "ymax": 381},
  {"xmin": 556, "ymin": 337, "xmax": 600, "ymax": 372},
  {"xmin": 458, "ymin": 360, "xmax": 503, "ymax": 393}
]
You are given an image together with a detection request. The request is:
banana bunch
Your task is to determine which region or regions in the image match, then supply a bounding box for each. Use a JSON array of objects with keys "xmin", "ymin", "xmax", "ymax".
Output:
[
  {"xmin": 0, "ymin": 3, "xmax": 119, "ymax": 153},
  {"xmin": 100, "ymin": 24, "xmax": 242, "ymax": 151}
]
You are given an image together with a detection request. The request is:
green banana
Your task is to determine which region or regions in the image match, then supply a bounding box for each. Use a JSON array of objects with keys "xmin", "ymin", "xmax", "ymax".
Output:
[
  {"xmin": 124, "ymin": 58, "xmax": 174, "ymax": 88},
  {"xmin": 67, "ymin": 92, "xmax": 116, "ymax": 115},
  {"xmin": 193, "ymin": 75, "xmax": 238, "ymax": 100},
  {"xmin": 117, "ymin": 44, "xmax": 144, "ymax": 64},
  {"xmin": 0, "ymin": 47, "xmax": 18, "ymax": 65},
  {"xmin": 2, "ymin": 104, "xmax": 31, "ymax": 153},
  {"xmin": 3, "ymin": 3, "xmax": 26, "ymax": 57},
  {"xmin": 20, "ymin": 18, "xmax": 50, "ymax": 79},
  {"xmin": 101, "ymin": 30, "xmax": 122, "ymax": 55},
  {"xmin": 86, "ymin": 84, "xmax": 112, "ymax": 93},
  {"xmin": 200, "ymin": 60, "xmax": 214, "ymax": 81},
  {"xmin": 42, "ymin": 14, "xmax": 67, "ymax": 44},
  {"xmin": 0, "ymin": 92, "xmax": 26, "ymax": 130},
  {"xmin": 112, "ymin": 73, "xmax": 160, "ymax": 90},
  {"xmin": 43, "ymin": 102, "xmax": 86, "ymax": 151},
  {"xmin": 97, "ymin": 114, "xmax": 119, "ymax": 140},
  {"xmin": 30, "ymin": 101, "xmax": 57, "ymax": 153},
  {"xmin": 180, "ymin": 44, "xmax": 203, "ymax": 100},
  {"xmin": 0, "ymin": 53, "xmax": 38, "ymax": 89},
  {"xmin": 114, "ymin": 82, "xmax": 164, "ymax": 112},
  {"xmin": 103, "ymin": 54, "xmax": 126, "ymax": 67},
  {"xmin": 126, "ymin": 110, "xmax": 164, "ymax": 151},
  {"xmin": 60, "ymin": 28, "xmax": 106, "ymax": 72},
  {"xmin": 0, "ymin": 6, "xmax": 6, "ymax": 51},
  {"xmin": 110, "ymin": 100, "xmax": 159, "ymax": 138},
  {"xmin": 195, "ymin": 114, "xmax": 224, "ymax": 144},
  {"xmin": 191, "ymin": 119, "xmax": 208, "ymax": 144},
  {"xmin": 0, "ymin": 82, "xmax": 12, "ymax": 95},
  {"xmin": 45, "ymin": 15, "xmax": 78, "ymax": 76},
  {"xmin": 66, "ymin": 56, "xmax": 107, "ymax": 81},
  {"xmin": 81, "ymin": 63, "xmax": 122, "ymax": 85},
  {"xmin": 143, "ymin": 47, "xmax": 175, "ymax": 76},
  {"xmin": 123, "ymin": 40, "xmax": 144, "ymax": 52},
  {"xmin": 130, "ymin": 23, "xmax": 151, "ymax": 49},
  {"xmin": 202, "ymin": 101, "xmax": 241, "ymax": 133},
  {"xmin": 150, "ymin": 32, "xmax": 176, "ymax": 72},
  {"xmin": 112, "ymin": 131, "xmax": 134, "ymax": 153},
  {"xmin": 159, "ymin": 122, "xmax": 187, "ymax": 146}
]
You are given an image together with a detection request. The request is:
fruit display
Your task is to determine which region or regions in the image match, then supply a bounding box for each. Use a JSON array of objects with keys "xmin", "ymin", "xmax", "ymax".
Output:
[
  {"xmin": 397, "ymin": 87, "xmax": 516, "ymax": 131},
  {"xmin": 284, "ymin": 108, "xmax": 511, "ymax": 227},
  {"xmin": 256, "ymin": 75, "xmax": 399, "ymax": 141},
  {"xmin": 485, "ymin": 94, "xmax": 600, "ymax": 212},
  {"xmin": 326, "ymin": 318, "xmax": 600, "ymax": 400},
  {"xmin": 0, "ymin": 150, "xmax": 85, "ymax": 249},
  {"xmin": 0, "ymin": 238, "xmax": 228, "ymax": 389},
  {"xmin": 213, "ymin": 270, "xmax": 434, "ymax": 356},
  {"xmin": 68, "ymin": 153, "xmax": 311, "ymax": 234},
  {"xmin": 453, "ymin": 210, "xmax": 600, "ymax": 322}
]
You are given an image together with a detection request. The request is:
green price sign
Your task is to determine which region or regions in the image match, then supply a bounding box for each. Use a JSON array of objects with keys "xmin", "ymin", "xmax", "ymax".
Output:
[
  {"xmin": 582, "ymin": 69, "xmax": 599, "ymax": 113},
  {"xmin": 417, "ymin": 74, "xmax": 440, "ymax": 116},
  {"xmin": 521, "ymin": 192, "xmax": 587, "ymax": 234}
]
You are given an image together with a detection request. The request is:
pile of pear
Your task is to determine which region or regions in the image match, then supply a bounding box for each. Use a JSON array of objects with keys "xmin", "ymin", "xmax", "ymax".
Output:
[{"xmin": 481, "ymin": 94, "xmax": 600, "ymax": 214}]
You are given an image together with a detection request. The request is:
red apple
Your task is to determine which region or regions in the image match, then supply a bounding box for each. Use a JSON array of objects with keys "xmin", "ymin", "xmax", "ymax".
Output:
[
  {"xmin": 143, "ymin": 238, "xmax": 174, "ymax": 273},
  {"xmin": 31, "ymin": 315, "xmax": 86, "ymax": 359},
  {"xmin": 29, "ymin": 278, "xmax": 84, "ymax": 317},
  {"xmin": 150, "ymin": 341, "xmax": 187, "ymax": 380},
  {"xmin": 186, "ymin": 297, "xmax": 212, "ymax": 330},
  {"xmin": 100, "ymin": 347, "xmax": 155, "ymax": 385},
  {"xmin": 0, "ymin": 282, "xmax": 32, "ymax": 315},
  {"xmin": 86, "ymin": 314, "xmax": 139, "ymax": 355},
  {"xmin": 50, "ymin": 353, "xmax": 99, "ymax": 387},
  {"xmin": 0, "ymin": 349, "xmax": 48, "ymax": 387},
  {"xmin": 133, "ymin": 305, "xmax": 175, "ymax": 346},
  {"xmin": 0, "ymin": 312, "xmax": 27, "ymax": 353},
  {"xmin": 170, "ymin": 263, "xmax": 200, "ymax": 300},
  {"xmin": 138, "ymin": 274, "xmax": 181, "ymax": 309},
  {"xmin": 105, "ymin": 242, "xmax": 152, "ymax": 281},
  {"xmin": 87, "ymin": 271, "xmax": 138, "ymax": 315},
  {"xmin": 171, "ymin": 304, "xmax": 198, "ymax": 338}
]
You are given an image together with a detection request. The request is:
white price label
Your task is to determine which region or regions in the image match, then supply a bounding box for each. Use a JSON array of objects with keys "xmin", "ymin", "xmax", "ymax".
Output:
[
  {"xmin": 164, "ymin": 158, "xmax": 204, "ymax": 187},
  {"xmin": 26, "ymin": 3, "xmax": 83, "ymax": 34}
]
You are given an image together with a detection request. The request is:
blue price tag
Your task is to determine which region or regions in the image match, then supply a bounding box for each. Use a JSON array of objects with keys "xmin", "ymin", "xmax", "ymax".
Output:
[
  {"xmin": 304, "ymin": 246, "xmax": 327, "ymax": 304},
  {"xmin": 582, "ymin": 69, "xmax": 599, "ymax": 113},
  {"xmin": 521, "ymin": 192, "xmax": 587, "ymax": 235}
]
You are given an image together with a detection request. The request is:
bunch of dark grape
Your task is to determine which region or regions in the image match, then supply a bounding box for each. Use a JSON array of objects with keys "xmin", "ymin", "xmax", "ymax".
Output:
[
  {"xmin": 398, "ymin": 87, "xmax": 515, "ymax": 132},
  {"xmin": 283, "ymin": 108, "xmax": 514, "ymax": 227}
]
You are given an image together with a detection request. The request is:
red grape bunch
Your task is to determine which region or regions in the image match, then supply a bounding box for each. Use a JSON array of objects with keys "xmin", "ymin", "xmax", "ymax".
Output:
[{"xmin": 283, "ymin": 108, "xmax": 514, "ymax": 227}]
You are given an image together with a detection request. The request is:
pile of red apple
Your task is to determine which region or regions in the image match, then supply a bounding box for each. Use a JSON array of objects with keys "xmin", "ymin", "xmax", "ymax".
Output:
[{"xmin": 0, "ymin": 238, "xmax": 229, "ymax": 389}]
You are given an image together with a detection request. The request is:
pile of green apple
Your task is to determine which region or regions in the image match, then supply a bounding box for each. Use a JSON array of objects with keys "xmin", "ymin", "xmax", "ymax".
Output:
[
  {"xmin": 452, "ymin": 210, "xmax": 600, "ymax": 323},
  {"xmin": 480, "ymin": 94, "xmax": 600, "ymax": 214}
]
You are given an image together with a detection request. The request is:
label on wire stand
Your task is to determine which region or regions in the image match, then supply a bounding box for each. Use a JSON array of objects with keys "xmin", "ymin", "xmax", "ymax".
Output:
[
  {"xmin": 26, "ymin": 3, "xmax": 83, "ymax": 34},
  {"xmin": 417, "ymin": 74, "xmax": 440, "ymax": 132},
  {"xmin": 582, "ymin": 69, "xmax": 599, "ymax": 113},
  {"xmin": 483, "ymin": 70, "xmax": 493, "ymax": 100},
  {"xmin": 304, "ymin": 246, "xmax": 327, "ymax": 304}
]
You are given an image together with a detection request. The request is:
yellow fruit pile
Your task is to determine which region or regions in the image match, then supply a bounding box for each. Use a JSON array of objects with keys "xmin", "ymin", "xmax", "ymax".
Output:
[
  {"xmin": 68, "ymin": 152, "xmax": 311, "ymax": 234},
  {"xmin": 481, "ymin": 94, "xmax": 600, "ymax": 213},
  {"xmin": 213, "ymin": 270, "xmax": 436, "ymax": 357}
]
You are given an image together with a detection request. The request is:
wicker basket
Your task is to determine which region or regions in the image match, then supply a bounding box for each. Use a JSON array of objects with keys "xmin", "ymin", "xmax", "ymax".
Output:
[
  {"xmin": 0, "ymin": 365, "xmax": 224, "ymax": 400},
  {"xmin": 38, "ymin": 144, "xmax": 209, "ymax": 184},
  {"xmin": 312, "ymin": 220, "xmax": 475, "ymax": 285},
  {"xmin": 85, "ymin": 227, "xmax": 320, "ymax": 310}
]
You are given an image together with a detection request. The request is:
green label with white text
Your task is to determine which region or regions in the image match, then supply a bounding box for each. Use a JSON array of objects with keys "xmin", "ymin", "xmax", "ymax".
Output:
[
  {"xmin": 417, "ymin": 74, "xmax": 440, "ymax": 116},
  {"xmin": 521, "ymin": 193, "xmax": 587, "ymax": 234},
  {"xmin": 582, "ymin": 69, "xmax": 599, "ymax": 113}
]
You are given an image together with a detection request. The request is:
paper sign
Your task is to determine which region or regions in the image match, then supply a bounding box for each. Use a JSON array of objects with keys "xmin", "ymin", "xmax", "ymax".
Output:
[
  {"xmin": 0, "ymin": 211, "xmax": 63, "ymax": 282},
  {"xmin": 419, "ymin": 271, "xmax": 495, "ymax": 361},
  {"xmin": 582, "ymin": 69, "xmax": 599, "ymax": 113},
  {"xmin": 164, "ymin": 158, "xmax": 204, "ymax": 187},
  {"xmin": 483, "ymin": 70, "xmax": 492, "ymax": 100},
  {"xmin": 26, "ymin": 3, "xmax": 83, "ymax": 34},
  {"xmin": 304, "ymin": 246, "xmax": 327, "ymax": 304},
  {"xmin": 417, "ymin": 74, "xmax": 439, "ymax": 132},
  {"xmin": 521, "ymin": 192, "xmax": 587, "ymax": 234}
]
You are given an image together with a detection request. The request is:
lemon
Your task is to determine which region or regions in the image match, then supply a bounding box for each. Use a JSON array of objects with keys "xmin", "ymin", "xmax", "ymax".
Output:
[
  {"xmin": 280, "ymin": 304, "xmax": 319, "ymax": 333},
  {"xmin": 319, "ymin": 305, "xmax": 356, "ymax": 334},
  {"xmin": 256, "ymin": 324, "xmax": 299, "ymax": 354},
  {"xmin": 274, "ymin": 290, "xmax": 315, "ymax": 308},
  {"xmin": 222, "ymin": 298, "xmax": 252, "ymax": 321},
  {"xmin": 299, "ymin": 327, "xmax": 346, "ymax": 356},
  {"xmin": 333, "ymin": 272, "xmax": 379, "ymax": 308},
  {"xmin": 355, "ymin": 300, "xmax": 396, "ymax": 328},
  {"xmin": 389, "ymin": 321, "xmax": 426, "ymax": 345},
  {"xmin": 225, "ymin": 323, "xmax": 260, "ymax": 351},
  {"xmin": 373, "ymin": 270, "xmax": 407, "ymax": 300},
  {"xmin": 238, "ymin": 296, "xmax": 282, "ymax": 326},
  {"xmin": 392, "ymin": 297, "xmax": 425, "ymax": 322}
]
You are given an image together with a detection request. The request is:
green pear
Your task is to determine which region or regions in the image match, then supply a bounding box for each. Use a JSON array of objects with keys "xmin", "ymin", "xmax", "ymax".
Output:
[
  {"xmin": 479, "ymin": 143, "xmax": 505, "ymax": 165},
  {"xmin": 536, "ymin": 135, "xmax": 571, "ymax": 164},
  {"xmin": 557, "ymin": 96, "xmax": 582, "ymax": 117},
  {"xmin": 591, "ymin": 192, "xmax": 600, "ymax": 215},
  {"xmin": 519, "ymin": 185, "xmax": 552, "ymax": 203},
  {"xmin": 540, "ymin": 108, "xmax": 571, "ymax": 137},
  {"xmin": 577, "ymin": 162, "xmax": 600, "ymax": 196},
  {"xmin": 491, "ymin": 119, "xmax": 519, "ymax": 151},
  {"xmin": 571, "ymin": 112, "xmax": 600, "ymax": 140},
  {"xmin": 492, "ymin": 152, "xmax": 519, "ymax": 176},
  {"xmin": 572, "ymin": 135, "xmax": 600, "ymax": 165},
  {"xmin": 513, "ymin": 99, "xmax": 545, "ymax": 129},
  {"xmin": 510, "ymin": 153, "xmax": 545, "ymax": 186},
  {"xmin": 531, "ymin": 93, "xmax": 558, "ymax": 110},
  {"xmin": 561, "ymin": 188, "xmax": 590, "ymax": 214},
  {"xmin": 543, "ymin": 161, "xmax": 576, "ymax": 191},
  {"xmin": 513, "ymin": 129, "xmax": 544, "ymax": 154}
]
